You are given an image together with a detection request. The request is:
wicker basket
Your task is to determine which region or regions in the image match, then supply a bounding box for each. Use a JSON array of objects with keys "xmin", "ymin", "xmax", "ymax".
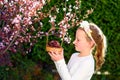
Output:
[
  {"xmin": 46, "ymin": 27, "xmax": 64, "ymax": 53},
  {"xmin": 46, "ymin": 44, "xmax": 63, "ymax": 52}
]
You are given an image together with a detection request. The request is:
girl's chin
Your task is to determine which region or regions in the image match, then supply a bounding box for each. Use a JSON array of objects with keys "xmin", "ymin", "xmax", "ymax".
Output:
[{"xmin": 75, "ymin": 47, "xmax": 80, "ymax": 52}]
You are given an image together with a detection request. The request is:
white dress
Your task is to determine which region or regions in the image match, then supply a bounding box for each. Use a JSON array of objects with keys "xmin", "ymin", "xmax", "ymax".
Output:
[{"xmin": 54, "ymin": 53, "xmax": 95, "ymax": 80}]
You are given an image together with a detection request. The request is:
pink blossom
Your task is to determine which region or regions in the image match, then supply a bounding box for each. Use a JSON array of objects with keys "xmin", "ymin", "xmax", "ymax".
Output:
[{"xmin": 12, "ymin": 15, "xmax": 22, "ymax": 24}]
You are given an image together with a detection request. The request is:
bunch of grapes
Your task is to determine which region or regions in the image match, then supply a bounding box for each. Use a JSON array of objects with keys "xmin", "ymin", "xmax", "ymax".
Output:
[{"xmin": 48, "ymin": 40, "xmax": 61, "ymax": 48}]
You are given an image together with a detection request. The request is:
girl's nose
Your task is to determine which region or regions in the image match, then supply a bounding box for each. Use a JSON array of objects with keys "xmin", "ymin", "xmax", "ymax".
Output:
[{"xmin": 73, "ymin": 40, "xmax": 76, "ymax": 44}]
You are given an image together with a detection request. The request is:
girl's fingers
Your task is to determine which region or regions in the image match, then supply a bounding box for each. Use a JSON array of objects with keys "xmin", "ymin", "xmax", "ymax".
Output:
[
  {"xmin": 48, "ymin": 52, "xmax": 53, "ymax": 57},
  {"xmin": 51, "ymin": 51, "xmax": 59, "ymax": 57},
  {"xmin": 48, "ymin": 51, "xmax": 57, "ymax": 57},
  {"xmin": 48, "ymin": 50, "xmax": 64, "ymax": 61}
]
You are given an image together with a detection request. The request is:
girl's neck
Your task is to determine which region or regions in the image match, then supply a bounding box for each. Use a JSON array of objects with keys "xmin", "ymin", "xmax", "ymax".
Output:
[{"xmin": 78, "ymin": 50, "xmax": 92, "ymax": 57}]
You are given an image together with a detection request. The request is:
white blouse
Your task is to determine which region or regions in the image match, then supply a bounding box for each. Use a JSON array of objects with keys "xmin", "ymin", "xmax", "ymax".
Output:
[{"xmin": 54, "ymin": 53, "xmax": 95, "ymax": 80}]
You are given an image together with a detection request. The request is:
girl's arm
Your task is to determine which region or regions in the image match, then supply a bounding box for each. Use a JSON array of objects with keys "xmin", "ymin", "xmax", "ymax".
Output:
[
  {"xmin": 54, "ymin": 59, "xmax": 71, "ymax": 80},
  {"xmin": 48, "ymin": 51, "xmax": 94, "ymax": 80}
]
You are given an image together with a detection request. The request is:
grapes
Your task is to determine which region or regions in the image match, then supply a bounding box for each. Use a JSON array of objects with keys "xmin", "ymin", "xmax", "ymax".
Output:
[{"xmin": 48, "ymin": 40, "xmax": 61, "ymax": 48}]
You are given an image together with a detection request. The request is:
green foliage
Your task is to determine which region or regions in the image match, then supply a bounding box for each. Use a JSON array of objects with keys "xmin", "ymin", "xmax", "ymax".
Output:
[{"xmin": 87, "ymin": 0, "xmax": 120, "ymax": 75}]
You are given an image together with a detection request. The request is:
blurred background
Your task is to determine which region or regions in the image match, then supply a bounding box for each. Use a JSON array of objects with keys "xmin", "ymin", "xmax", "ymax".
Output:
[{"xmin": 0, "ymin": 0, "xmax": 120, "ymax": 80}]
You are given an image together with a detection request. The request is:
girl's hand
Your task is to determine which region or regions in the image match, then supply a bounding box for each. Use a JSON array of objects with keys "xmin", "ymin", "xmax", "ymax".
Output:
[{"xmin": 48, "ymin": 49, "xmax": 64, "ymax": 61}]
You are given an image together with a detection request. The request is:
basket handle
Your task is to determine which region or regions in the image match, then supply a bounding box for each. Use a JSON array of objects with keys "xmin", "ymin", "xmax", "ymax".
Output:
[
  {"xmin": 46, "ymin": 26, "xmax": 56, "ymax": 45},
  {"xmin": 46, "ymin": 26, "xmax": 65, "ymax": 47}
]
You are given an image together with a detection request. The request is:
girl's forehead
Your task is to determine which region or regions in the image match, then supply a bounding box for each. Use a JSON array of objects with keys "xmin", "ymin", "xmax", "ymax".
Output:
[{"xmin": 76, "ymin": 29, "xmax": 86, "ymax": 37}]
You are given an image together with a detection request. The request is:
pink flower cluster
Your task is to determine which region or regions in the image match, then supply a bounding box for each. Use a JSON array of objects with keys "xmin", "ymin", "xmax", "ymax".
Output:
[
  {"xmin": 0, "ymin": 0, "xmax": 94, "ymax": 66},
  {"xmin": 0, "ymin": 0, "xmax": 46, "ymax": 66},
  {"xmin": 0, "ymin": 0, "xmax": 45, "ymax": 51}
]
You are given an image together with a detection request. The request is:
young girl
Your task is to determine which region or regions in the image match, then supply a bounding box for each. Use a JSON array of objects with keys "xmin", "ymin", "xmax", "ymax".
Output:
[{"xmin": 48, "ymin": 21, "xmax": 107, "ymax": 80}]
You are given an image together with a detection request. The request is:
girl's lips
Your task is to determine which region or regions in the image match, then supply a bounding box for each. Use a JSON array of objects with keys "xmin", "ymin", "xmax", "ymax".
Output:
[{"xmin": 74, "ymin": 45, "xmax": 77, "ymax": 48}]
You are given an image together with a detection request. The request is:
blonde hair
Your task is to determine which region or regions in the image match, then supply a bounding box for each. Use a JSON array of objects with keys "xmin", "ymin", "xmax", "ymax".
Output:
[
  {"xmin": 79, "ymin": 21, "xmax": 107, "ymax": 71},
  {"xmin": 89, "ymin": 23, "xmax": 107, "ymax": 71}
]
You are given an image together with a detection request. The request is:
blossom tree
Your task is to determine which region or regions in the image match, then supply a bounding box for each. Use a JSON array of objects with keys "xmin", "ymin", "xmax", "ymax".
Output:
[{"xmin": 0, "ymin": 0, "xmax": 94, "ymax": 66}]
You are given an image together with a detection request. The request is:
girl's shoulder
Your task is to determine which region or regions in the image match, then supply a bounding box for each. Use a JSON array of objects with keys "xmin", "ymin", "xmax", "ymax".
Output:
[
  {"xmin": 70, "ymin": 52, "xmax": 79, "ymax": 58},
  {"xmin": 73, "ymin": 52, "xmax": 79, "ymax": 55}
]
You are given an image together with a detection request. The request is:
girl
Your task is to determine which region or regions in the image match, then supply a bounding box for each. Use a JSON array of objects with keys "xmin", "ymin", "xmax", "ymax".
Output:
[{"xmin": 48, "ymin": 21, "xmax": 107, "ymax": 80}]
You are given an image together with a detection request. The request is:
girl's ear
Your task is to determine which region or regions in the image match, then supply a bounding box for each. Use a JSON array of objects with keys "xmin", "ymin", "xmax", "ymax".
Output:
[{"xmin": 89, "ymin": 40, "xmax": 95, "ymax": 48}]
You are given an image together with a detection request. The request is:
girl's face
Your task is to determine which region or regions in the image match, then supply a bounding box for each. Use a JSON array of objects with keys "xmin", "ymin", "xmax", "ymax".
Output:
[{"xmin": 73, "ymin": 29, "xmax": 93, "ymax": 52}]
